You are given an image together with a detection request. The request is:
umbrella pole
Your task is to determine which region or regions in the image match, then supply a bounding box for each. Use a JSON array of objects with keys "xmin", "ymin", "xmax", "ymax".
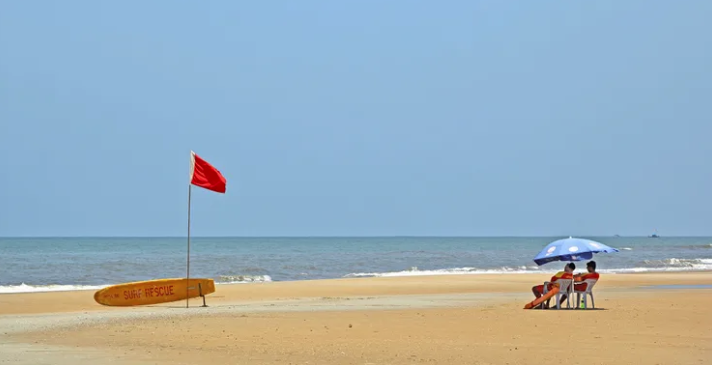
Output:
[{"xmin": 570, "ymin": 261, "xmax": 575, "ymax": 309}]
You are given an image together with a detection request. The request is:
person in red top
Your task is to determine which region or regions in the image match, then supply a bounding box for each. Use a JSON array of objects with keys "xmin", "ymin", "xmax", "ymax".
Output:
[
  {"xmin": 574, "ymin": 260, "xmax": 600, "ymax": 291},
  {"xmin": 558, "ymin": 261, "xmax": 600, "ymax": 303},
  {"xmin": 531, "ymin": 263, "xmax": 575, "ymax": 308}
]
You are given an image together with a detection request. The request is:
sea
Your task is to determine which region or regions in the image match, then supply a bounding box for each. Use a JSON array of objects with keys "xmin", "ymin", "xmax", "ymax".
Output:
[{"xmin": 1, "ymin": 237, "xmax": 710, "ymax": 293}]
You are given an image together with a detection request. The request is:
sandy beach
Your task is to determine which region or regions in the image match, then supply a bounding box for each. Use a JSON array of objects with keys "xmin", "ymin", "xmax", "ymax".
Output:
[{"xmin": 1, "ymin": 272, "xmax": 710, "ymax": 365}]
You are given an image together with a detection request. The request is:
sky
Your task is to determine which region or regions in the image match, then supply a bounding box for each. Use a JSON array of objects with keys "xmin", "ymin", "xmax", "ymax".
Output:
[{"xmin": 1, "ymin": 1, "xmax": 711, "ymax": 237}]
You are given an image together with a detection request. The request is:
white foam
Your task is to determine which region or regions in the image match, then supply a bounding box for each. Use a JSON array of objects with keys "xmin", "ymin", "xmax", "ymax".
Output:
[
  {"xmin": 0, "ymin": 283, "xmax": 108, "ymax": 294},
  {"xmin": 621, "ymin": 247, "xmax": 633, "ymax": 251},
  {"xmin": 216, "ymin": 275, "xmax": 273, "ymax": 284},
  {"xmin": 344, "ymin": 266, "xmax": 548, "ymax": 278},
  {"xmin": 344, "ymin": 260, "xmax": 712, "ymax": 278},
  {"xmin": 640, "ymin": 258, "xmax": 712, "ymax": 269},
  {"xmin": 601, "ymin": 266, "xmax": 712, "ymax": 274},
  {"xmin": 0, "ymin": 276, "xmax": 275, "ymax": 293}
]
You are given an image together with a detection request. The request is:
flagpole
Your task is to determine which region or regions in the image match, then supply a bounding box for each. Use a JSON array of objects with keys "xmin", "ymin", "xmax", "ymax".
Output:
[
  {"xmin": 186, "ymin": 184, "xmax": 192, "ymax": 308},
  {"xmin": 185, "ymin": 150, "xmax": 225, "ymax": 309}
]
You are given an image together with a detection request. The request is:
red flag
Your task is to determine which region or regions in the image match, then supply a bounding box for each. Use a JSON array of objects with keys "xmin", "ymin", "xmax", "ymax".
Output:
[{"xmin": 189, "ymin": 151, "xmax": 227, "ymax": 193}]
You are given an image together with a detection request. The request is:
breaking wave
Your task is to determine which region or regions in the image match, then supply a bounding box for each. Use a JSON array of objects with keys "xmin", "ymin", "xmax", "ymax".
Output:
[
  {"xmin": 0, "ymin": 276, "xmax": 275, "ymax": 294},
  {"xmin": 217, "ymin": 275, "xmax": 273, "ymax": 284},
  {"xmin": 636, "ymin": 258, "xmax": 712, "ymax": 269},
  {"xmin": 0, "ymin": 283, "xmax": 108, "ymax": 294},
  {"xmin": 343, "ymin": 266, "xmax": 544, "ymax": 278},
  {"xmin": 344, "ymin": 259, "xmax": 712, "ymax": 278}
]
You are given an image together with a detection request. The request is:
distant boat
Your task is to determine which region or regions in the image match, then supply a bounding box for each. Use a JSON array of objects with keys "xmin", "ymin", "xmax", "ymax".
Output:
[{"xmin": 649, "ymin": 229, "xmax": 660, "ymax": 238}]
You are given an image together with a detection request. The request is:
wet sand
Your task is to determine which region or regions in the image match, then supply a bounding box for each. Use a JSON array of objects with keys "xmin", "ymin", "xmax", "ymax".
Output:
[{"xmin": 1, "ymin": 272, "xmax": 711, "ymax": 365}]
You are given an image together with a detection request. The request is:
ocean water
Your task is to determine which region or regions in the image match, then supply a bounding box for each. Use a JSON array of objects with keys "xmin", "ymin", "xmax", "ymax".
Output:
[{"xmin": 0, "ymin": 237, "xmax": 710, "ymax": 293}]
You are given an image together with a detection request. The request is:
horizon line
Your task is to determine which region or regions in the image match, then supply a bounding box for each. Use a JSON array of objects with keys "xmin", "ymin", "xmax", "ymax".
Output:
[{"xmin": 0, "ymin": 234, "xmax": 698, "ymax": 239}]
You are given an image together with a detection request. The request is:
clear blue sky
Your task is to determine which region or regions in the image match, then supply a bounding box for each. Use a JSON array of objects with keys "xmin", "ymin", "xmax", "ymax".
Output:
[{"xmin": 1, "ymin": 1, "xmax": 711, "ymax": 237}]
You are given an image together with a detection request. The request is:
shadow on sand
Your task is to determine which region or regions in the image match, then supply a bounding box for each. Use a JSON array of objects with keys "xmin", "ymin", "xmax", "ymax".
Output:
[{"xmin": 531, "ymin": 307, "xmax": 608, "ymax": 311}]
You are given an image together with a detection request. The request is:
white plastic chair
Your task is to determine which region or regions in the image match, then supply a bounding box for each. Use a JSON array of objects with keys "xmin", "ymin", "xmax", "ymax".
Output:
[
  {"xmin": 574, "ymin": 279, "xmax": 598, "ymax": 309},
  {"xmin": 543, "ymin": 278, "xmax": 573, "ymax": 309}
]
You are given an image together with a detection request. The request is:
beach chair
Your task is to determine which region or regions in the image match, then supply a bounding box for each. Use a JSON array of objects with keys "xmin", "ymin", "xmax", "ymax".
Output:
[
  {"xmin": 542, "ymin": 278, "xmax": 573, "ymax": 309},
  {"xmin": 574, "ymin": 279, "xmax": 598, "ymax": 309}
]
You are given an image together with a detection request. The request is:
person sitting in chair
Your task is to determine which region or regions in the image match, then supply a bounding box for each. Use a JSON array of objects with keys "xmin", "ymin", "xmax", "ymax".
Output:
[
  {"xmin": 574, "ymin": 260, "xmax": 599, "ymax": 291},
  {"xmin": 559, "ymin": 260, "xmax": 599, "ymax": 303},
  {"xmin": 531, "ymin": 262, "xmax": 575, "ymax": 308}
]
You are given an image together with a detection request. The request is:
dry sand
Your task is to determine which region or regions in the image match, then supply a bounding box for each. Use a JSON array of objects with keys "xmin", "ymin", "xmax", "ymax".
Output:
[{"xmin": 1, "ymin": 272, "xmax": 710, "ymax": 365}]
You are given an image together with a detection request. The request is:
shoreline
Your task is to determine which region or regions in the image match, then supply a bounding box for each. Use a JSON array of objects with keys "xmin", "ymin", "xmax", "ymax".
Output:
[{"xmin": 2, "ymin": 268, "xmax": 712, "ymax": 295}]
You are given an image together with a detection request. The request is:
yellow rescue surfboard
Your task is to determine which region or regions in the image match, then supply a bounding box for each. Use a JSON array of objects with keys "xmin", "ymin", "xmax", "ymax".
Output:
[{"xmin": 93, "ymin": 278, "xmax": 215, "ymax": 306}]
